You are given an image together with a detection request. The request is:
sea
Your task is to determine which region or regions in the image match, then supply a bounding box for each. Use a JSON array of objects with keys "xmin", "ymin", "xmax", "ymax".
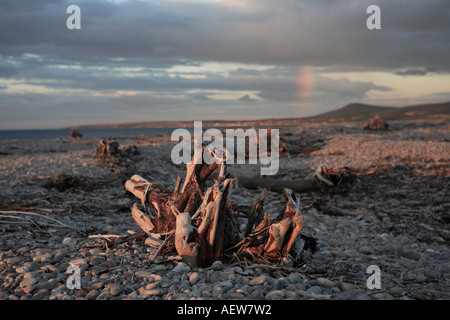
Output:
[
  {"xmin": 0, "ymin": 124, "xmax": 265, "ymax": 141},
  {"xmin": 0, "ymin": 127, "xmax": 181, "ymax": 140}
]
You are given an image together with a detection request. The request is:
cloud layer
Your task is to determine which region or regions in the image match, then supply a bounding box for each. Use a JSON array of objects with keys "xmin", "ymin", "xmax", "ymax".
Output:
[{"xmin": 0, "ymin": 0, "xmax": 448, "ymax": 129}]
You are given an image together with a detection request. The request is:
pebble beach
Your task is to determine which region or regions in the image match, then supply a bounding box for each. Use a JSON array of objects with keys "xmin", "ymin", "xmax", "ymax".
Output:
[{"xmin": 0, "ymin": 120, "xmax": 449, "ymax": 300}]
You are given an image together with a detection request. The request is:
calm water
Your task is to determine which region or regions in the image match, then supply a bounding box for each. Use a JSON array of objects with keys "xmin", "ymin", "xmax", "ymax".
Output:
[
  {"xmin": 0, "ymin": 127, "xmax": 180, "ymax": 140},
  {"xmin": 0, "ymin": 124, "xmax": 268, "ymax": 140}
]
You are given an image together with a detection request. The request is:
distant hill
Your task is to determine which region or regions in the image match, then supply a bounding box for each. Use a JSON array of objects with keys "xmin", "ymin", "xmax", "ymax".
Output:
[
  {"xmin": 306, "ymin": 101, "xmax": 450, "ymax": 122},
  {"xmin": 70, "ymin": 101, "xmax": 450, "ymax": 129}
]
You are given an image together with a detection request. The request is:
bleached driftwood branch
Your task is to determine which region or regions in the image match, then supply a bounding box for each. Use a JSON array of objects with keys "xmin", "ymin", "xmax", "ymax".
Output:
[{"xmin": 124, "ymin": 143, "xmax": 308, "ymax": 267}]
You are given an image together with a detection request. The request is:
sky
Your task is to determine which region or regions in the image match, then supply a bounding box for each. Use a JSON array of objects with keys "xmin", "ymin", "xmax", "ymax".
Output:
[{"xmin": 0, "ymin": 0, "xmax": 449, "ymax": 129}]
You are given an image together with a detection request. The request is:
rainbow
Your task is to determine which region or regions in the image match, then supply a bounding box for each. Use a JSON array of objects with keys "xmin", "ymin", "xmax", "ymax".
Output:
[{"xmin": 297, "ymin": 66, "xmax": 316, "ymax": 102}]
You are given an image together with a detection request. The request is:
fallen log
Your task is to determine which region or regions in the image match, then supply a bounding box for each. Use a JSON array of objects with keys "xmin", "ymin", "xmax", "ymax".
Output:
[
  {"xmin": 236, "ymin": 176, "xmax": 319, "ymax": 193},
  {"xmin": 236, "ymin": 166, "xmax": 353, "ymax": 193}
]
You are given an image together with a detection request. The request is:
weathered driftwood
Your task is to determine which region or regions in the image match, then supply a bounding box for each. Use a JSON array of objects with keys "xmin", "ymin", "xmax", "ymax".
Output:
[
  {"xmin": 363, "ymin": 114, "xmax": 391, "ymax": 131},
  {"xmin": 237, "ymin": 176, "xmax": 319, "ymax": 193},
  {"xmin": 125, "ymin": 143, "xmax": 225, "ymax": 236},
  {"xmin": 96, "ymin": 139, "xmax": 120, "ymax": 157},
  {"xmin": 239, "ymin": 189, "xmax": 305, "ymax": 263},
  {"xmin": 69, "ymin": 130, "xmax": 83, "ymax": 139},
  {"xmin": 96, "ymin": 139, "xmax": 139, "ymax": 158},
  {"xmin": 125, "ymin": 143, "xmax": 232, "ymax": 267},
  {"xmin": 236, "ymin": 166, "xmax": 339, "ymax": 192},
  {"xmin": 124, "ymin": 142, "xmax": 308, "ymax": 267}
]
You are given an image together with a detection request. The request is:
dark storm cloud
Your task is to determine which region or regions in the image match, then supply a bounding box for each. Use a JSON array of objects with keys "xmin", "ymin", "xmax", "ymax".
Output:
[
  {"xmin": 1, "ymin": 0, "xmax": 448, "ymax": 70},
  {"xmin": 0, "ymin": 0, "xmax": 192, "ymax": 68}
]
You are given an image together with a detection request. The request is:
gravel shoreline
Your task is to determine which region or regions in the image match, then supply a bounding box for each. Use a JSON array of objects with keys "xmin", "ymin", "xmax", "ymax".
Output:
[{"xmin": 1, "ymin": 120, "xmax": 449, "ymax": 300}]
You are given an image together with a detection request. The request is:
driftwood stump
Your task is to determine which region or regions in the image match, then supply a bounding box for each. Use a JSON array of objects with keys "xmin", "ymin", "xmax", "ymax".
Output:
[
  {"xmin": 363, "ymin": 114, "xmax": 391, "ymax": 130},
  {"xmin": 69, "ymin": 130, "xmax": 83, "ymax": 139},
  {"xmin": 125, "ymin": 143, "xmax": 309, "ymax": 267}
]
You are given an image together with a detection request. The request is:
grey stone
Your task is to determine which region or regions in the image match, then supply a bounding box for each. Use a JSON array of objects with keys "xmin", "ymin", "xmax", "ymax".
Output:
[
  {"xmin": 33, "ymin": 248, "xmax": 52, "ymax": 256},
  {"xmin": 236, "ymin": 287, "xmax": 249, "ymax": 295},
  {"xmin": 23, "ymin": 271, "xmax": 43, "ymax": 279},
  {"xmin": 20, "ymin": 277, "xmax": 37, "ymax": 289},
  {"xmin": 249, "ymin": 274, "xmax": 267, "ymax": 286},
  {"xmin": 372, "ymin": 292, "xmax": 395, "ymax": 300},
  {"xmin": 140, "ymin": 288, "xmax": 165, "ymax": 296},
  {"xmin": 179, "ymin": 279, "xmax": 191, "ymax": 290},
  {"xmin": 33, "ymin": 253, "xmax": 53, "ymax": 263},
  {"xmin": 211, "ymin": 260, "xmax": 224, "ymax": 270},
  {"xmin": 89, "ymin": 256, "xmax": 105, "ymax": 266},
  {"xmin": 19, "ymin": 277, "xmax": 37, "ymax": 294},
  {"xmin": 35, "ymin": 280, "xmax": 57, "ymax": 291},
  {"xmin": 218, "ymin": 280, "xmax": 234, "ymax": 289},
  {"xmin": 331, "ymin": 287, "xmax": 341, "ymax": 295},
  {"xmin": 317, "ymin": 277, "xmax": 336, "ymax": 288},
  {"xmin": 265, "ymin": 290, "xmax": 285, "ymax": 300},
  {"xmin": 96, "ymin": 290, "xmax": 112, "ymax": 300},
  {"xmin": 69, "ymin": 258, "xmax": 88, "ymax": 267},
  {"xmin": 295, "ymin": 283, "xmax": 307, "ymax": 291},
  {"xmin": 31, "ymin": 289, "xmax": 47, "ymax": 300},
  {"xmin": 306, "ymin": 286, "xmax": 323, "ymax": 294},
  {"xmin": 145, "ymin": 282, "xmax": 162, "ymax": 290},
  {"xmin": 23, "ymin": 262, "xmax": 41, "ymax": 272},
  {"xmin": 339, "ymin": 282, "xmax": 357, "ymax": 292},
  {"xmin": 151, "ymin": 264, "xmax": 168, "ymax": 272},
  {"xmin": 389, "ymin": 286, "xmax": 405, "ymax": 296},
  {"xmin": 110, "ymin": 284, "xmax": 124, "ymax": 296},
  {"xmin": 173, "ymin": 262, "xmax": 190, "ymax": 274},
  {"xmin": 276, "ymin": 277, "xmax": 290, "ymax": 288},
  {"xmin": 85, "ymin": 290, "xmax": 99, "ymax": 300},
  {"xmin": 90, "ymin": 281, "xmax": 105, "ymax": 290},
  {"xmin": 403, "ymin": 251, "xmax": 421, "ymax": 261},
  {"xmin": 229, "ymin": 293, "xmax": 246, "ymax": 299},
  {"xmin": 6, "ymin": 257, "xmax": 24, "ymax": 265},
  {"xmin": 50, "ymin": 284, "xmax": 66, "ymax": 296},
  {"xmin": 189, "ymin": 272, "xmax": 200, "ymax": 285},
  {"xmin": 354, "ymin": 292, "xmax": 372, "ymax": 300},
  {"xmin": 14, "ymin": 266, "xmax": 30, "ymax": 273},
  {"xmin": 134, "ymin": 271, "xmax": 157, "ymax": 279},
  {"xmin": 334, "ymin": 289, "xmax": 366, "ymax": 300},
  {"xmin": 287, "ymin": 273, "xmax": 303, "ymax": 284},
  {"xmin": 62, "ymin": 237, "xmax": 77, "ymax": 247}
]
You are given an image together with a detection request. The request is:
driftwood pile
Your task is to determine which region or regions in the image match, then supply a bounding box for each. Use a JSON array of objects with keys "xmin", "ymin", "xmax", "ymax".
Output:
[
  {"xmin": 124, "ymin": 143, "xmax": 310, "ymax": 268},
  {"xmin": 363, "ymin": 114, "xmax": 391, "ymax": 131},
  {"xmin": 69, "ymin": 130, "xmax": 83, "ymax": 139},
  {"xmin": 96, "ymin": 139, "xmax": 140, "ymax": 159},
  {"xmin": 95, "ymin": 139, "xmax": 140, "ymax": 175}
]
